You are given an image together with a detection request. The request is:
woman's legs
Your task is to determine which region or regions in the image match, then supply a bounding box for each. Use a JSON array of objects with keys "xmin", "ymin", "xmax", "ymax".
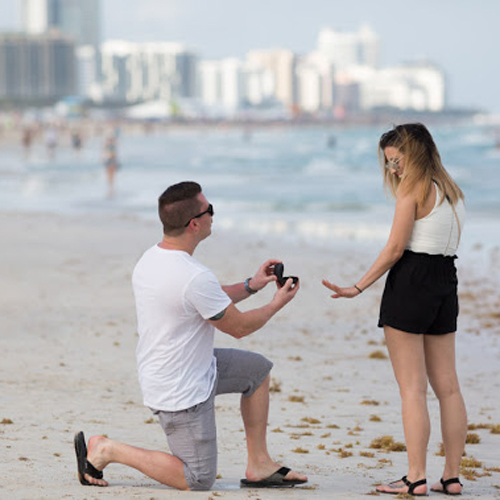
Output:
[
  {"xmin": 425, "ymin": 333, "xmax": 466, "ymax": 494},
  {"xmin": 106, "ymin": 164, "xmax": 116, "ymax": 197},
  {"xmin": 376, "ymin": 326, "xmax": 429, "ymax": 495}
]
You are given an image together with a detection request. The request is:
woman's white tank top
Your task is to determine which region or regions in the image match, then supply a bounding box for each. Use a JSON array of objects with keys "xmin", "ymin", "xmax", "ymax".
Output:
[{"xmin": 406, "ymin": 183, "xmax": 465, "ymax": 256}]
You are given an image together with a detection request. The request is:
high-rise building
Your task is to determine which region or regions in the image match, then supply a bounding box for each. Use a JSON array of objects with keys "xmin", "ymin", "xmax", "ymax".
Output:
[
  {"xmin": 246, "ymin": 49, "xmax": 297, "ymax": 109},
  {"xmin": 296, "ymin": 52, "xmax": 333, "ymax": 113},
  {"xmin": 358, "ymin": 62, "xmax": 445, "ymax": 112},
  {"xmin": 0, "ymin": 32, "xmax": 75, "ymax": 103},
  {"xmin": 76, "ymin": 45, "xmax": 101, "ymax": 101},
  {"xmin": 22, "ymin": 0, "xmax": 100, "ymax": 47},
  {"xmin": 243, "ymin": 63, "xmax": 275, "ymax": 107},
  {"xmin": 98, "ymin": 41, "xmax": 198, "ymax": 104},
  {"xmin": 198, "ymin": 59, "xmax": 244, "ymax": 112},
  {"xmin": 317, "ymin": 25, "xmax": 379, "ymax": 70},
  {"xmin": 332, "ymin": 61, "xmax": 445, "ymax": 113},
  {"xmin": 198, "ymin": 60, "xmax": 220, "ymax": 108},
  {"xmin": 23, "ymin": 0, "xmax": 102, "ymax": 101}
]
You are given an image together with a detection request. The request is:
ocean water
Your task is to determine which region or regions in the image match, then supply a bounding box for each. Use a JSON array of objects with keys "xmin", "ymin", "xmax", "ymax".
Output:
[{"xmin": 1, "ymin": 123, "xmax": 499, "ymax": 252}]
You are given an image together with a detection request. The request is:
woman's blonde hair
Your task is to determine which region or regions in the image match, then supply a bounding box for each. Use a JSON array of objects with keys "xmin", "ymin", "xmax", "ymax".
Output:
[{"xmin": 378, "ymin": 123, "xmax": 464, "ymax": 207}]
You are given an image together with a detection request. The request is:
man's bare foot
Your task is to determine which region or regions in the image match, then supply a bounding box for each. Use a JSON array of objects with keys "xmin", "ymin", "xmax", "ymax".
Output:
[
  {"xmin": 245, "ymin": 461, "xmax": 307, "ymax": 484},
  {"xmin": 84, "ymin": 435, "xmax": 110, "ymax": 486},
  {"xmin": 74, "ymin": 432, "xmax": 109, "ymax": 487},
  {"xmin": 430, "ymin": 477, "xmax": 463, "ymax": 495}
]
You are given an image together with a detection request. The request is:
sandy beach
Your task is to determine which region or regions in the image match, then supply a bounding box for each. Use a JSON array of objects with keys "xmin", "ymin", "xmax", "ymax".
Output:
[{"xmin": 1, "ymin": 211, "xmax": 499, "ymax": 499}]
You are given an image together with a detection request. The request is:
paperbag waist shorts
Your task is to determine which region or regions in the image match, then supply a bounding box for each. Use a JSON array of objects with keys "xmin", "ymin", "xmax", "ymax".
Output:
[{"xmin": 378, "ymin": 250, "xmax": 459, "ymax": 335}]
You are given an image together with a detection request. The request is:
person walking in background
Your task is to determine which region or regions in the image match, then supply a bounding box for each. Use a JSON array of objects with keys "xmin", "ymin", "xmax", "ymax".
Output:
[
  {"xmin": 74, "ymin": 181, "xmax": 307, "ymax": 491},
  {"xmin": 71, "ymin": 128, "xmax": 83, "ymax": 155},
  {"xmin": 103, "ymin": 133, "xmax": 120, "ymax": 198},
  {"xmin": 21, "ymin": 125, "xmax": 34, "ymax": 160},
  {"xmin": 44, "ymin": 124, "xmax": 58, "ymax": 160},
  {"xmin": 323, "ymin": 123, "xmax": 467, "ymax": 496}
]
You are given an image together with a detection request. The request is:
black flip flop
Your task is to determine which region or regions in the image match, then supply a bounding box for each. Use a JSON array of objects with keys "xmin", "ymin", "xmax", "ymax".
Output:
[
  {"xmin": 240, "ymin": 466, "xmax": 307, "ymax": 488},
  {"xmin": 74, "ymin": 431, "xmax": 104, "ymax": 486}
]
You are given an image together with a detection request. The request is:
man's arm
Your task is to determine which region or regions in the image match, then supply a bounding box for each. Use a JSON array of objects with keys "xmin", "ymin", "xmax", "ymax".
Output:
[
  {"xmin": 209, "ymin": 278, "xmax": 299, "ymax": 338},
  {"xmin": 221, "ymin": 283, "xmax": 254, "ymax": 304},
  {"xmin": 222, "ymin": 259, "xmax": 281, "ymax": 304}
]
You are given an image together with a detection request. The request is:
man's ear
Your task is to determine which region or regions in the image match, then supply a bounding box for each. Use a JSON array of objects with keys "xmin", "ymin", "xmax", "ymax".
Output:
[{"xmin": 188, "ymin": 218, "xmax": 201, "ymax": 233}]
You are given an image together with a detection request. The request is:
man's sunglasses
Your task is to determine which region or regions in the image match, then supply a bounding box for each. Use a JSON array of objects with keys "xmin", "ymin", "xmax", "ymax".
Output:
[{"xmin": 184, "ymin": 203, "xmax": 214, "ymax": 227}]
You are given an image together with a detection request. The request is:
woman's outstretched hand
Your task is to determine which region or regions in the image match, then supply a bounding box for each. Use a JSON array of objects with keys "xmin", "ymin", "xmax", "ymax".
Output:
[{"xmin": 322, "ymin": 279, "xmax": 361, "ymax": 299}]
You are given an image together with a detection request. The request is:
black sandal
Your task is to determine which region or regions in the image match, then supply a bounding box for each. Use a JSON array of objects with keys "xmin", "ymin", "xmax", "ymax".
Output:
[
  {"xmin": 431, "ymin": 477, "xmax": 463, "ymax": 496},
  {"xmin": 377, "ymin": 475, "xmax": 427, "ymax": 496},
  {"xmin": 74, "ymin": 431, "xmax": 105, "ymax": 486}
]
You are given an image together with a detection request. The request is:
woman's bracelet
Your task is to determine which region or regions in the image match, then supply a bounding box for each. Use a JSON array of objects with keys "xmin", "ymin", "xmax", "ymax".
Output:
[{"xmin": 354, "ymin": 284, "xmax": 363, "ymax": 294}]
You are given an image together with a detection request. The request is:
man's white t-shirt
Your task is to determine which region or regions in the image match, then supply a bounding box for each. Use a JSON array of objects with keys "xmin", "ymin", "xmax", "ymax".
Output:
[{"xmin": 132, "ymin": 245, "xmax": 232, "ymax": 412}]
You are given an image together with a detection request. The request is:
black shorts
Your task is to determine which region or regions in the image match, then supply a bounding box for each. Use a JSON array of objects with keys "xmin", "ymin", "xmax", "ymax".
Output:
[{"xmin": 378, "ymin": 250, "xmax": 459, "ymax": 335}]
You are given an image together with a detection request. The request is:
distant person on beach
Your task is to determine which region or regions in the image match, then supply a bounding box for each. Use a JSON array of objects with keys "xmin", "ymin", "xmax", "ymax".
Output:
[
  {"xmin": 103, "ymin": 134, "xmax": 120, "ymax": 198},
  {"xmin": 71, "ymin": 129, "xmax": 83, "ymax": 154},
  {"xmin": 21, "ymin": 125, "xmax": 34, "ymax": 159},
  {"xmin": 323, "ymin": 123, "xmax": 467, "ymax": 496},
  {"xmin": 74, "ymin": 181, "xmax": 307, "ymax": 491},
  {"xmin": 44, "ymin": 125, "xmax": 58, "ymax": 160}
]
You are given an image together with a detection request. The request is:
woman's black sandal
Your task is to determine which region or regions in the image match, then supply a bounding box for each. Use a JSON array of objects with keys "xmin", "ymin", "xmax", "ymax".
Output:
[
  {"xmin": 377, "ymin": 475, "xmax": 427, "ymax": 496},
  {"xmin": 431, "ymin": 477, "xmax": 463, "ymax": 495}
]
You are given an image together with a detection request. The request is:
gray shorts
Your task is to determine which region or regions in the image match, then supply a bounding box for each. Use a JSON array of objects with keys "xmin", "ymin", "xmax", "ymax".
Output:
[{"xmin": 154, "ymin": 348, "xmax": 273, "ymax": 491}]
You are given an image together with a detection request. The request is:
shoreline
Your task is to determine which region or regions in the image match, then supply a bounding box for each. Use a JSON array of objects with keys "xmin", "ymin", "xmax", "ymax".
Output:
[
  {"xmin": 0, "ymin": 111, "xmax": 493, "ymax": 152},
  {"xmin": 1, "ymin": 211, "xmax": 499, "ymax": 499}
]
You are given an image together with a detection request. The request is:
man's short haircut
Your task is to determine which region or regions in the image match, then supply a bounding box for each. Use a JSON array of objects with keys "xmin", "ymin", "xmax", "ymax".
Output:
[{"xmin": 158, "ymin": 181, "xmax": 203, "ymax": 235}]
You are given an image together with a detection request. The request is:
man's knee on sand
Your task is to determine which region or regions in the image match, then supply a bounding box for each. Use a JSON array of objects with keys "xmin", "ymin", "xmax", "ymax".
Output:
[{"xmin": 186, "ymin": 467, "xmax": 217, "ymax": 491}]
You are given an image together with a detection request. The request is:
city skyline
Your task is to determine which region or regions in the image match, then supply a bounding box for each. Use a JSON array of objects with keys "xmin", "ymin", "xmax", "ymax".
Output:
[{"xmin": 1, "ymin": 0, "xmax": 499, "ymax": 113}]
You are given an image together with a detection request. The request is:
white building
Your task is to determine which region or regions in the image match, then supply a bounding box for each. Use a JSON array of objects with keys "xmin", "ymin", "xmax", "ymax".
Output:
[
  {"xmin": 335, "ymin": 62, "xmax": 445, "ymax": 112},
  {"xmin": 197, "ymin": 52, "xmax": 297, "ymax": 116},
  {"xmin": 246, "ymin": 49, "xmax": 297, "ymax": 109},
  {"xmin": 296, "ymin": 52, "xmax": 333, "ymax": 113},
  {"xmin": 95, "ymin": 41, "xmax": 197, "ymax": 105},
  {"xmin": 317, "ymin": 25, "xmax": 379, "ymax": 70},
  {"xmin": 243, "ymin": 62, "xmax": 275, "ymax": 107},
  {"xmin": 316, "ymin": 25, "xmax": 444, "ymax": 114},
  {"xmin": 198, "ymin": 60, "xmax": 220, "ymax": 107},
  {"xmin": 76, "ymin": 45, "xmax": 102, "ymax": 101},
  {"xmin": 220, "ymin": 59, "xmax": 244, "ymax": 110},
  {"xmin": 198, "ymin": 58, "xmax": 244, "ymax": 113},
  {"xmin": 392, "ymin": 62, "xmax": 445, "ymax": 111}
]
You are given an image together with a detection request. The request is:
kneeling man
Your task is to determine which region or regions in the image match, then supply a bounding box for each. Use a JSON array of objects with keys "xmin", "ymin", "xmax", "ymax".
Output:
[{"xmin": 74, "ymin": 181, "xmax": 307, "ymax": 490}]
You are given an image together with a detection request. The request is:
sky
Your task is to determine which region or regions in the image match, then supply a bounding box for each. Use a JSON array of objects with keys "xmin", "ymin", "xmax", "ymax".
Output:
[{"xmin": 1, "ymin": 0, "xmax": 499, "ymax": 113}]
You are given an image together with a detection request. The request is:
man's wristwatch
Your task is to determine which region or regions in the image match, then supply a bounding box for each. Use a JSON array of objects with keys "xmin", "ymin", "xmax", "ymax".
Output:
[{"xmin": 244, "ymin": 277, "xmax": 258, "ymax": 294}]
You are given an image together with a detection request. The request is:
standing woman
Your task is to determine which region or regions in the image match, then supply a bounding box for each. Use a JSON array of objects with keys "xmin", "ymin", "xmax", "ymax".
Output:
[
  {"xmin": 323, "ymin": 123, "xmax": 467, "ymax": 496},
  {"xmin": 103, "ymin": 134, "xmax": 120, "ymax": 198}
]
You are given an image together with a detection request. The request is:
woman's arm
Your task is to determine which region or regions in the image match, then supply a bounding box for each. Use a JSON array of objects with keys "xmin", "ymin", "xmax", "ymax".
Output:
[{"xmin": 323, "ymin": 188, "xmax": 417, "ymax": 298}]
